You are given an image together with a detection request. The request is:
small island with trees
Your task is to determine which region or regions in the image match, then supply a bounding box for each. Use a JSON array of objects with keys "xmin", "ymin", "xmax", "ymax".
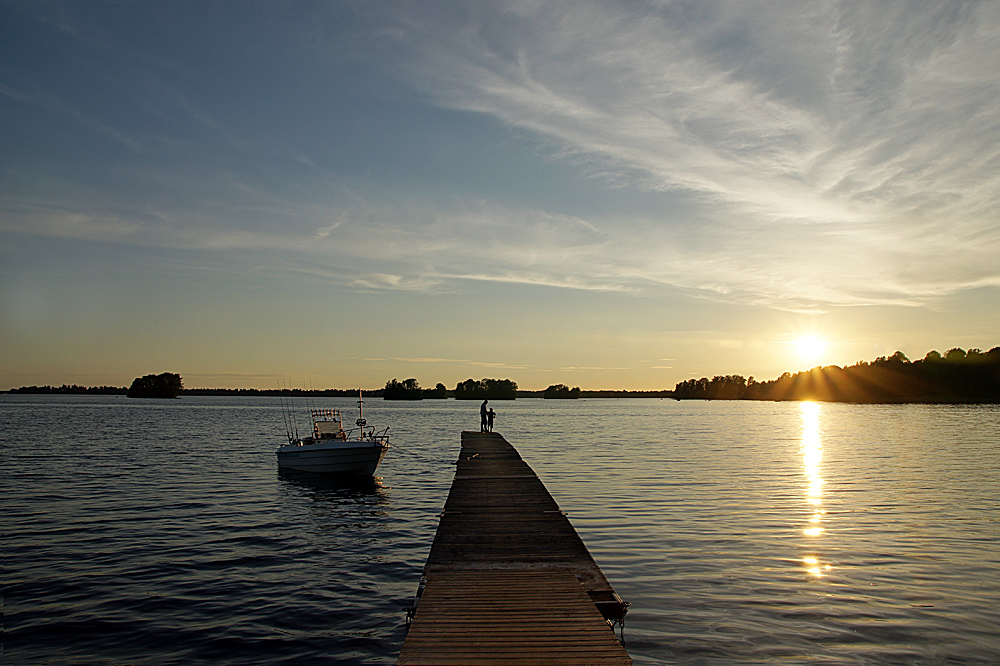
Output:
[
  {"xmin": 543, "ymin": 384, "xmax": 582, "ymax": 399},
  {"xmin": 381, "ymin": 378, "xmax": 515, "ymax": 400},
  {"xmin": 454, "ymin": 378, "xmax": 518, "ymax": 400},
  {"xmin": 127, "ymin": 372, "xmax": 184, "ymax": 399},
  {"xmin": 383, "ymin": 378, "xmax": 450, "ymax": 400}
]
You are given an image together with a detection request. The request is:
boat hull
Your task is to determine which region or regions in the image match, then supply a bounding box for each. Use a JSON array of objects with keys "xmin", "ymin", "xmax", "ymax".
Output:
[{"xmin": 276, "ymin": 440, "xmax": 389, "ymax": 476}]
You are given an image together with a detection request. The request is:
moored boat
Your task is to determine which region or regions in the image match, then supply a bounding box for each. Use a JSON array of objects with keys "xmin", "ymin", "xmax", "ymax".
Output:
[{"xmin": 276, "ymin": 391, "xmax": 390, "ymax": 476}]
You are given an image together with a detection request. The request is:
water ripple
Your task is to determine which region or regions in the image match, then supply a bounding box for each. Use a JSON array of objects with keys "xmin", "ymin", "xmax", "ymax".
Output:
[{"xmin": 3, "ymin": 396, "xmax": 999, "ymax": 664}]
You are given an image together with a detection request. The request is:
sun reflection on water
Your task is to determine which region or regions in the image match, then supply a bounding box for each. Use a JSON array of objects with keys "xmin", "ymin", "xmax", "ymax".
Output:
[{"xmin": 800, "ymin": 402, "xmax": 830, "ymax": 577}]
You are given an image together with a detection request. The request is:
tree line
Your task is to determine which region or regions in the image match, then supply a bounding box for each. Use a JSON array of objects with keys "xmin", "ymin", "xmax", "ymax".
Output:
[
  {"xmin": 8, "ymin": 376, "xmax": 519, "ymax": 399},
  {"xmin": 383, "ymin": 377, "xmax": 519, "ymax": 400},
  {"xmin": 9, "ymin": 373, "xmax": 185, "ymax": 397},
  {"xmin": 674, "ymin": 347, "xmax": 1000, "ymax": 403},
  {"xmin": 10, "ymin": 383, "xmax": 673, "ymax": 399},
  {"xmin": 8, "ymin": 384, "xmax": 128, "ymax": 395}
]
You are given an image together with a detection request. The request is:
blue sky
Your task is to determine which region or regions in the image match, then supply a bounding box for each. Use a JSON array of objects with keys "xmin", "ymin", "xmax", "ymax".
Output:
[{"xmin": 2, "ymin": 1, "xmax": 999, "ymax": 390}]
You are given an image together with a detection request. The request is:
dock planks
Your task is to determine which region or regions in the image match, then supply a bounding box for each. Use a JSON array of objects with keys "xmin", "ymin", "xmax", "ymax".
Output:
[{"xmin": 397, "ymin": 431, "xmax": 631, "ymax": 666}]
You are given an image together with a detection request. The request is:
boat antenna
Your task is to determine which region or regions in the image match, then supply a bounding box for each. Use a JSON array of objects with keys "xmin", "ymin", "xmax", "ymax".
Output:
[
  {"xmin": 278, "ymin": 380, "xmax": 294, "ymax": 444},
  {"xmin": 285, "ymin": 379, "xmax": 300, "ymax": 441},
  {"xmin": 356, "ymin": 387, "xmax": 366, "ymax": 438},
  {"xmin": 306, "ymin": 378, "xmax": 317, "ymax": 418},
  {"xmin": 277, "ymin": 381, "xmax": 287, "ymax": 442}
]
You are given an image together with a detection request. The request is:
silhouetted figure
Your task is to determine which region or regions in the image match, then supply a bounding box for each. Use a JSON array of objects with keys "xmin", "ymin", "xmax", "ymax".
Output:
[
  {"xmin": 487, "ymin": 408, "xmax": 495, "ymax": 432},
  {"xmin": 480, "ymin": 399, "xmax": 489, "ymax": 432}
]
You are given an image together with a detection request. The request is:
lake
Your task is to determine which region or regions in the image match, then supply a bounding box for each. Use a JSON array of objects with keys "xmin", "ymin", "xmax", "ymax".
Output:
[{"xmin": 3, "ymin": 396, "xmax": 999, "ymax": 664}]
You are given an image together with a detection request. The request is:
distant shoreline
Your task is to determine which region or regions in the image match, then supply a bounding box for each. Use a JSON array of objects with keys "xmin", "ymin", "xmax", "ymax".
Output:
[
  {"xmin": 5, "ymin": 385, "xmax": 999, "ymax": 404},
  {"xmin": 8, "ymin": 346, "xmax": 998, "ymax": 403},
  {"xmin": 4, "ymin": 386, "xmax": 676, "ymax": 399}
]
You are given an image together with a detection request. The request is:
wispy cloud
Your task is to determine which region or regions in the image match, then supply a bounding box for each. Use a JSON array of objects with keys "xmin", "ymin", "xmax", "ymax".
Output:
[
  {"xmin": 4, "ymin": 2, "xmax": 999, "ymax": 314},
  {"xmin": 361, "ymin": 1, "xmax": 1000, "ymax": 306},
  {"xmin": 364, "ymin": 357, "xmax": 530, "ymax": 370},
  {"xmin": 0, "ymin": 82, "xmax": 144, "ymax": 152}
]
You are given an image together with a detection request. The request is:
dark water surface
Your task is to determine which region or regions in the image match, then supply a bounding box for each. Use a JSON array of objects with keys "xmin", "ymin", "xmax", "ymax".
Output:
[{"xmin": 3, "ymin": 396, "xmax": 999, "ymax": 664}]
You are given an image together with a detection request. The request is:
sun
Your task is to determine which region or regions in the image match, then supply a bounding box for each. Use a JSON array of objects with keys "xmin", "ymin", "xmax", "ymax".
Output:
[{"xmin": 793, "ymin": 336, "xmax": 828, "ymax": 365}]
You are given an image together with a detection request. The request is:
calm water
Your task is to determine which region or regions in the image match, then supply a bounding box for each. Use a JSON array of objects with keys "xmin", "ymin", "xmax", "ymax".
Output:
[{"xmin": 3, "ymin": 396, "xmax": 999, "ymax": 664}]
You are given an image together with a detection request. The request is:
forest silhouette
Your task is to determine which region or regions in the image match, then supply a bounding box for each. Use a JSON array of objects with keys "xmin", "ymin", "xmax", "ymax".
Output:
[{"xmin": 674, "ymin": 347, "xmax": 1000, "ymax": 403}]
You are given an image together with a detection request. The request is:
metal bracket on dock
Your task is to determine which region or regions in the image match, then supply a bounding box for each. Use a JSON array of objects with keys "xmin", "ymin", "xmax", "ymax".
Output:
[{"xmin": 610, "ymin": 601, "xmax": 631, "ymax": 647}]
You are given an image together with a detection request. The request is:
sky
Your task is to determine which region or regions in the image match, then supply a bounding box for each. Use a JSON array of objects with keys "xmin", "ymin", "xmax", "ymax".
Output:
[{"xmin": 2, "ymin": 1, "xmax": 999, "ymax": 391}]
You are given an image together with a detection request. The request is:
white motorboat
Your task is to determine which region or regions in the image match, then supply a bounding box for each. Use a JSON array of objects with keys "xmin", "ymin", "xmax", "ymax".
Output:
[{"xmin": 276, "ymin": 391, "xmax": 390, "ymax": 476}]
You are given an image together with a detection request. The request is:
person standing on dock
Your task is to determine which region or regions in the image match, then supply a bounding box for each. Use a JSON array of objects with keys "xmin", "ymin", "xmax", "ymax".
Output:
[
  {"xmin": 480, "ymin": 399, "xmax": 489, "ymax": 432},
  {"xmin": 487, "ymin": 408, "xmax": 495, "ymax": 432}
]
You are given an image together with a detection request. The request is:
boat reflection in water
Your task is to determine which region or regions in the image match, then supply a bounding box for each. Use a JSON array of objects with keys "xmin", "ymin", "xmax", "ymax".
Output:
[
  {"xmin": 278, "ymin": 466, "xmax": 383, "ymax": 495},
  {"xmin": 800, "ymin": 401, "xmax": 831, "ymax": 578}
]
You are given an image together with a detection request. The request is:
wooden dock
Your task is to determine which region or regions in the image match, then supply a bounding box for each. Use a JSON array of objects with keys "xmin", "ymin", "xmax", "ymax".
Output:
[{"xmin": 397, "ymin": 431, "xmax": 631, "ymax": 666}]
